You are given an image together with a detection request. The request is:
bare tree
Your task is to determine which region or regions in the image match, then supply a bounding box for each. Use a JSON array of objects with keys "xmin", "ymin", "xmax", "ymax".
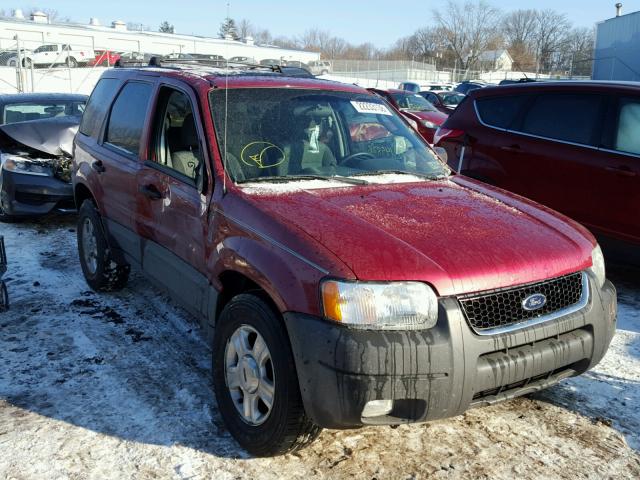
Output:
[
  {"xmin": 533, "ymin": 9, "xmax": 571, "ymax": 72},
  {"xmin": 502, "ymin": 9, "xmax": 537, "ymax": 69},
  {"xmin": 433, "ymin": 0, "xmax": 502, "ymax": 71},
  {"xmin": 406, "ymin": 27, "xmax": 446, "ymax": 62},
  {"xmin": 237, "ymin": 19, "xmax": 252, "ymax": 40}
]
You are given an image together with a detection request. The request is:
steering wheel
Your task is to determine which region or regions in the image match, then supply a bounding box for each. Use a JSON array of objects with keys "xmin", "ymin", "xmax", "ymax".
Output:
[{"xmin": 341, "ymin": 152, "xmax": 375, "ymax": 168}]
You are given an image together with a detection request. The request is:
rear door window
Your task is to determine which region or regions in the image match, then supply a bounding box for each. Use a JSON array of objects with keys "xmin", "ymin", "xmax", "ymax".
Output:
[
  {"xmin": 475, "ymin": 95, "xmax": 530, "ymax": 129},
  {"xmin": 105, "ymin": 81, "xmax": 152, "ymax": 156},
  {"xmin": 615, "ymin": 98, "xmax": 640, "ymax": 155},
  {"xmin": 79, "ymin": 78, "xmax": 120, "ymax": 138},
  {"xmin": 519, "ymin": 93, "xmax": 604, "ymax": 146}
]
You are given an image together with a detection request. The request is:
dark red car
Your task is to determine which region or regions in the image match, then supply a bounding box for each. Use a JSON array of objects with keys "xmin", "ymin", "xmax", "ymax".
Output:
[
  {"xmin": 434, "ymin": 81, "xmax": 640, "ymax": 261},
  {"xmin": 88, "ymin": 50, "xmax": 121, "ymax": 67},
  {"xmin": 72, "ymin": 65, "xmax": 616, "ymax": 456},
  {"xmin": 368, "ymin": 88, "xmax": 448, "ymax": 143}
]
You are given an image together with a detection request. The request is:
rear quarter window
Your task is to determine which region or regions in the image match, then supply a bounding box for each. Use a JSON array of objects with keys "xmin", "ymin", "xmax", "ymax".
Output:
[
  {"xmin": 475, "ymin": 95, "xmax": 530, "ymax": 129},
  {"xmin": 518, "ymin": 93, "xmax": 604, "ymax": 146},
  {"xmin": 105, "ymin": 81, "xmax": 152, "ymax": 156},
  {"xmin": 79, "ymin": 78, "xmax": 120, "ymax": 138}
]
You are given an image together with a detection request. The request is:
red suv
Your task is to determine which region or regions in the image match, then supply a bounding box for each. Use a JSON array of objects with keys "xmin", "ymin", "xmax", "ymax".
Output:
[
  {"xmin": 434, "ymin": 81, "xmax": 640, "ymax": 261},
  {"xmin": 72, "ymin": 65, "xmax": 616, "ymax": 456},
  {"xmin": 368, "ymin": 88, "xmax": 447, "ymax": 143}
]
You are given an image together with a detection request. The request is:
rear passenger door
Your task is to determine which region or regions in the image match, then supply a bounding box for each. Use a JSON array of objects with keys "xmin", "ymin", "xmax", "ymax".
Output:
[
  {"xmin": 136, "ymin": 83, "xmax": 212, "ymax": 317},
  {"xmin": 598, "ymin": 96, "xmax": 640, "ymax": 243},
  {"xmin": 99, "ymin": 80, "xmax": 154, "ymax": 262},
  {"xmin": 494, "ymin": 93, "xmax": 608, "ymax": 228}
]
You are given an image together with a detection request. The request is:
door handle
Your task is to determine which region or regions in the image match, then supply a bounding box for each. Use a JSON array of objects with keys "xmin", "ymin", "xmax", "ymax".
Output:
[
  {"xmin": 91, "ymin": 160, "xmax": 105, "ymax": 173},
  {"xmin": 500, "ymin": 144, "xmax": 521, "ymax": 153},
  {"xmin": 139, "ymin": 184, "xmax": 164, "ymax": 200},
  {"xmin": 605, "ymin": 166, "xmax": 637, "ymax": 177}
]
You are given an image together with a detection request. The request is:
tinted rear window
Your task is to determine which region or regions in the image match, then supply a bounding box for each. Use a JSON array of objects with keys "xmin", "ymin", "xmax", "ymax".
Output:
[
  {"xmin": 79, "ymin": 78, "xmax": 120, "ymax": 138},
  {"xmin": 519, "ymin": 94, "xmax": 604, "ymax": 145},
  {"xmin": 105, "ymin": 82, "xmax": 152, "ymax": 156},
  {"xmin": 476, "ymin": 95, "xmax": 530, "ymax": 129}
]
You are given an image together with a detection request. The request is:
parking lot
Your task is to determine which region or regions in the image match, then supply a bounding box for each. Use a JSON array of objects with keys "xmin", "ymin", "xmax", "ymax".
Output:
[{"xmin": 0, "ymin": 215, "xmax": 638, "ymax": 479}]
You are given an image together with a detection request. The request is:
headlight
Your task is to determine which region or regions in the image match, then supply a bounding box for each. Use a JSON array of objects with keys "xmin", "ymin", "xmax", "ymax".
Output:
[
  {"xmin": 421, "ymin": 120, "xmax": 438, "ymax": 129},
  {"xmin": 2, "ymin": 156, "xmax": 52, "ymax": 177},
  {"xmin": 589, "ymin": 244, "xmax": 606, "ymax": 289},
  {"xmin": 321, "ymin": 280, "xmax": 438, "ymax": 330}
]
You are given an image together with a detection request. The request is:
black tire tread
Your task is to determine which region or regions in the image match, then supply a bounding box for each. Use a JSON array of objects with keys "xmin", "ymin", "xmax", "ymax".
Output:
[
  {"xmin": 214, "ymin": 294, "xmax": 321, "ymax": 456},
  {"xmin": 77, "ymin": 200, "xmax": 129, "ymax": 292}
]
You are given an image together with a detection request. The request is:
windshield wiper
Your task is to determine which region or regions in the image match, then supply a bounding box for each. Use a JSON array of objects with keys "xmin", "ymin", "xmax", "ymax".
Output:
[
  {"xmin": 238, "ymin": 174, "xmax": 369, "ymax": 185},
  {"xmin": 352, "ymin": 170, "xmax": 448, "ymax": 181}
]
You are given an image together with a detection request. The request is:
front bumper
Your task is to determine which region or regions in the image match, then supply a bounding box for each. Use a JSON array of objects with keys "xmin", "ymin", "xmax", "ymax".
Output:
[
  {"xmin": 0, "ymin": 168, "xmax": 74, "ymax": 217},
  {"xmin": 284, "ymin": 274, "xmax": 616, "ymax": 429}
]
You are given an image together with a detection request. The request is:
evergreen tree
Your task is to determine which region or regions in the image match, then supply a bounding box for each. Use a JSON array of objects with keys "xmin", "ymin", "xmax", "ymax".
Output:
[
  {"xmin": 219, "ymin": 17, "xmax": 239, "ymax": 40},
  {"xmin": 159, "ymin": 21, "xmax": 174, "ymax": 34}
]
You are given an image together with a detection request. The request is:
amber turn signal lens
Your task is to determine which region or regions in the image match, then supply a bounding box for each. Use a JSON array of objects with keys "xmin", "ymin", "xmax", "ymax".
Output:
[{"xmin": 321, "ymin": 280, "xmax": 342, "ymax": 322}]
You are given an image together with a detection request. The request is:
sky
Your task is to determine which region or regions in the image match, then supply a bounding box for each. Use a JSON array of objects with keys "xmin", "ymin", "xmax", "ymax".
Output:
[{"xmin": 7, "ymin": 0, "xmax": 637, "ymax": 47}]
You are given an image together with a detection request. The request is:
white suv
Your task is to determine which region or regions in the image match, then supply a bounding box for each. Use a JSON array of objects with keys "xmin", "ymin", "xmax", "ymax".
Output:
[{"xmin": 308, "ymin": 60, "xmax": 332, "ymax": 75}]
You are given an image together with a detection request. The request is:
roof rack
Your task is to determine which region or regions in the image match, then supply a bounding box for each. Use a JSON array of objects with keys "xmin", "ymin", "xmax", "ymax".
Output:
[{"xmin": 113, "ymin": 57, "xmax": 315, "ymax": 78}]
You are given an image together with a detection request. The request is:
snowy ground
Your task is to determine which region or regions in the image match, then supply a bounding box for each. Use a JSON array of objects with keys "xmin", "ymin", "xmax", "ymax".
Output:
[{"xmin": 0, "ymin": 215, "xmax": 639, "ymax": 479}]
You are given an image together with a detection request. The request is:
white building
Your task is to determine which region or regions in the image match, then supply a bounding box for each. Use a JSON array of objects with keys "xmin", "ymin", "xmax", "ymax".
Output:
[
  {"xmin": 0, "ymin": 11, "xmax": 319, "ymax": 64},
  {"xmin": 475, "ymin": 49, "xmax": 513, "ymax": 72}
]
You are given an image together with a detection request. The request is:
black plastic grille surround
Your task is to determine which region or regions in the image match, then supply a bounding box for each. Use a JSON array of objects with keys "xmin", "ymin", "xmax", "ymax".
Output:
[{"xmin": 458, "ymin": 272, "xmax": 584, "ymax": 332}]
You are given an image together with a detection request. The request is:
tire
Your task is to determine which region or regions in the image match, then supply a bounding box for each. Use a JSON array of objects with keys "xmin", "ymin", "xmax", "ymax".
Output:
[
  {"xmin": 0, "ymin": 281, "xmax": 8, "ymax": 312},
  {"xmin": 23, "ymin": 58, "xmax": 32, "ymax": 68},
  {"xmin": 213, "ymin": 294, "xmax": 321, "ymax": 456},
  {"xmin": 0, "ymin": 205, "xmax": 17, "ymax": 223},
  {"xmin": 77, "ymin": 200, "xmax": 129, "ymax": 291},
  {"xmin": 320, "ymin": 69, "xmax": 329, "ymax": 75},
  {"xmin": 66, "ymin": 57, "xmax": 78, "ymax": 68}
]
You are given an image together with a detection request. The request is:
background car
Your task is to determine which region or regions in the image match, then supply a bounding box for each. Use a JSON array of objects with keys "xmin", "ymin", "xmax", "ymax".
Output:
[
  {"xmin": 454, "ymin": 80, "xmax": 487, "ymax": 94},
  {"xmin": 307, "ymin": 60, "xmax": 332, "ymax": 75},
  {"xmin": 434, "ymin": 81, "xmax": 640, "ymax": 261},
  {"xmin": 228, "ymin": 55, "xmax": 256, "ymax": 64},
  {"xmin": 0, "ymin": 93, "xmax": 87, "ymax": 221},
  {"xmin": 16, "ymin": 44, "xmax": 94, "ymax": 68},
  {"xmin": 259, "ymin": 58, "xmax": 284, "ymax": 66},
  {"xmin": 189, "ymin": 53, "xmax": 225, "ymax": 65},
  {"xmin": 369, "ymin": 88, "xmax": 448, "ymax": 143},
  {"xmin": 88, "ymin": 50, "xmax": 121, "ymax": 67},
  {"xmin": 420, "ymin": 90, "xmax": 466, "ymax": 114}
]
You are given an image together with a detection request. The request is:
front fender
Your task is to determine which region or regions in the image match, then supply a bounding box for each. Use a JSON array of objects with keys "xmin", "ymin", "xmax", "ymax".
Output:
[{"xmin": 211, "ymin": 233, "xmax": 330, "ymax": 316}]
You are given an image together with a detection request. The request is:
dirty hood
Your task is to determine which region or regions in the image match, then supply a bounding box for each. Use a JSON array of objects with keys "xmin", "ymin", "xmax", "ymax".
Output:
[
  {"xmin": 246, "ymin": 177, "xmax": 594, "ymax": 296},
  {"xmin": 0, "ymin": 116, "xmax": 80, "ymax": 157}
]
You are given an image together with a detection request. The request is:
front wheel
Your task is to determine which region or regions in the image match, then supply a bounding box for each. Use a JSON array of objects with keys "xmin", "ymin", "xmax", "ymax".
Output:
[
  {"xmin": 77, "ymin": 200, "xmax": 129, "ymax": 291},
  {"xmin": 213, "ymin": 294, "xmax": 321, "ymax": 456}
]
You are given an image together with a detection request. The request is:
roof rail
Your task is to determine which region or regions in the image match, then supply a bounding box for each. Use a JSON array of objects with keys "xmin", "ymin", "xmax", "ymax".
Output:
[{"xmin": 113, "ymin": 57, "xmax": 315, "ymax": 78}]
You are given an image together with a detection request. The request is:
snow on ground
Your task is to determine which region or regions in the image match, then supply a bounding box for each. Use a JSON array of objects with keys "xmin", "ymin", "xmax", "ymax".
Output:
[{"xmin": 0, "ymin": 216, "xmax": 639, "ymax": 479}]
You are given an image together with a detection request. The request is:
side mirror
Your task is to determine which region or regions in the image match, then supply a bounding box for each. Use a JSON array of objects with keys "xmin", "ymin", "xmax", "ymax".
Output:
[{"xmin": 433, "ymin": 146, "xmax": 448, "ymax": 163}]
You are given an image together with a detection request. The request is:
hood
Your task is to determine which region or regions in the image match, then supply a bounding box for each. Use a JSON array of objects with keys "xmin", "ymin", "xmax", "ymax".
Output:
[
  {"xmin": 404, "ymin": 109, "xmax": 448, "ymax": 125},
  {"xmin": 242, "ymin": 177, "xmax": 593, "ymax": 296},
  {"xmin": 0, "ymin": 115, "xmax": 80, "ymax": 157}
]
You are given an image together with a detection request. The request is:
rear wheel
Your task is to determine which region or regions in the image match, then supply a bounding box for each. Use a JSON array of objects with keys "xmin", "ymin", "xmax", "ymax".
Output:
[
  {"xmin": 0, "ymin": 281, "xmax": 8, "ymax": 312},
  {"xmin": 77, "ymin": 200, "xmax": 129, "ymax": 291},
  {"xmin": 213, "ymin": 294, "xmax": 321, "ymax": 456},
  {"xmin": 66, "ymin": 57, "xmax": 78, "ymax": 68}
]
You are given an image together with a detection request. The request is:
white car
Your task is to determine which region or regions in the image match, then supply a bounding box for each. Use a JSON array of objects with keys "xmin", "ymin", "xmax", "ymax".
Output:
[
  {"xmin": 13, "ymin": 44, "xmax": 94, "ymax": 68},
  {"xmin": 308, "ymin": 60, "xmax": 332, "ymax": 75}
]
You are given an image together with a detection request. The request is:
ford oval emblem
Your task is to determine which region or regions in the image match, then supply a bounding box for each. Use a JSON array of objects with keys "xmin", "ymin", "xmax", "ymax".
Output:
[{"xmin": 522, "ymin": 293, "xmax": 547, "ymax": 311}]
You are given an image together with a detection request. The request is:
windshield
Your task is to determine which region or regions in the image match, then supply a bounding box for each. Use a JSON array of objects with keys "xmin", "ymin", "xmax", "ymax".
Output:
[
  {"xmin": 210, "ymin": 88, "xmax": 448, "ymax": 184},
  {"xmin": 440, "ymin": 93, "xmax": 465, "ymax": 106},
  {"xmin": 2, "ymin": 101, "xmax": 86, "ymax": 125},
  {"xmin": 390, "ymin": 92, "xmax": 437, "ymax": 112}
]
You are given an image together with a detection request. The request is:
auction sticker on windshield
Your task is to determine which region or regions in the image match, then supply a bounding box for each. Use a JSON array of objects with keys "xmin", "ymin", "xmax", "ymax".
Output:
[{"xmin": 350, "ymin": 101, "xmax": 392, "ymax": 116}]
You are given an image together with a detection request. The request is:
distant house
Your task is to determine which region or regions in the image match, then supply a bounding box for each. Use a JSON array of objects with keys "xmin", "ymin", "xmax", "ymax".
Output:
[{"xmin": 475, "ymin": 49, "xmax": 513, "ymax": 71}]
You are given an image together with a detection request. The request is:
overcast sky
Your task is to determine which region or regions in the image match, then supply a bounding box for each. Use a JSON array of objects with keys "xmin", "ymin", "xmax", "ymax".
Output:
[{"xmin": 11, "ymin": 0, "xmax": 636, "ymax": 47}]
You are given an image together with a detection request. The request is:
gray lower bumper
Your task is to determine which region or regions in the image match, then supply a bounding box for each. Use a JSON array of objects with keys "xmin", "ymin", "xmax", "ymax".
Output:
[
  {"xmin": 284, "ymin": 273, "xmax": 617, "ymax": 429},
  {"xmin": 0, "ymin": 168, "xmax": 73, "ymax": 216}
]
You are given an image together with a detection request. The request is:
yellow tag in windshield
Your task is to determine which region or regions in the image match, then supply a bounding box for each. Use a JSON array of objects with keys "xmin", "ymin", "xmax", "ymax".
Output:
[{"xmin": 240, "ymin": 142, "xmax": 285, "ymax": 169}]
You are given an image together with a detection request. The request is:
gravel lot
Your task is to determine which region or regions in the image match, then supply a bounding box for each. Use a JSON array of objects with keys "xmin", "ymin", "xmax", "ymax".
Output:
[{"xmin": 0, "ymin": 216, "xmax": 639, "ymax": 479}]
